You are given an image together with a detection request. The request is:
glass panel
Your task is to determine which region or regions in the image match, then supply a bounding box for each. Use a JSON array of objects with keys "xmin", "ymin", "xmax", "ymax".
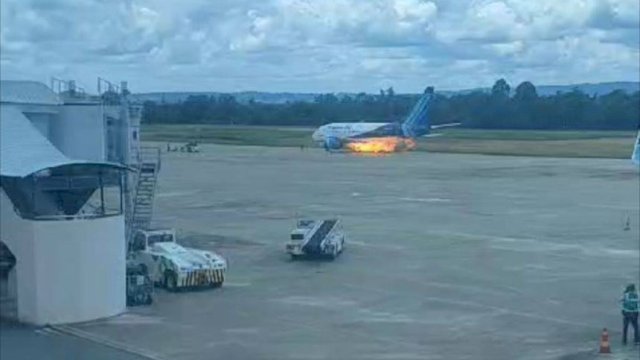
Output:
[{"xmin": 148, "ymin": 234, "xmax": 174, "ymax": 245}]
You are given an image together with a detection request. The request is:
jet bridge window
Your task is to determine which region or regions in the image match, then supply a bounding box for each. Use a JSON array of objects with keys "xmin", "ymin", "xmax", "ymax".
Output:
[
  {"xmin": 1, "ymin": 165, "xmax": 124, "ymax": 220},
  {"xmin": 291, "ymin": 233, "xmax": 304, "ymax": 240}
]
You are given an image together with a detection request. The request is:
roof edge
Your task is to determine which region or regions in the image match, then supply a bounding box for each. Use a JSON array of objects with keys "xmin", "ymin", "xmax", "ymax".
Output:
[{"xmin": 1, "ymin": 161, "xmax": 133, "ymax": 178}]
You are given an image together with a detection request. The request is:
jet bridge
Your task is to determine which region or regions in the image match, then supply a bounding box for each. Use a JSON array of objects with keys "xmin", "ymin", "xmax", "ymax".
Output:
[{"xmin": 0, "ymin": 103, "xmax": 128, "ymax": 325}]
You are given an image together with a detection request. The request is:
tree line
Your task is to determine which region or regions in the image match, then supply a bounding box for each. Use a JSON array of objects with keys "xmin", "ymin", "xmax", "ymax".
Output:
[{"xmin": 142, "ymin": 79, "xmax": 639, "ymax": 130}]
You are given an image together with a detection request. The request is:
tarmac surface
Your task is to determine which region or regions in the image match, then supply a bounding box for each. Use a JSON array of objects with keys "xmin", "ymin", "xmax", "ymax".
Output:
[
  {"xmin": 71, "ymin": 144, "xmax": 639, "ymax": 360},
  {"xmin": 0, "ymin": 321, "xmax": 147, "ymax": 360}
]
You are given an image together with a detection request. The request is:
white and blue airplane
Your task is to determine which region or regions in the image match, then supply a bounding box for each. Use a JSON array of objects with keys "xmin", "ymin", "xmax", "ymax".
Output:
[{"xmin": 311, "ymin": 87, "xmax": 460, "ymax": 152}]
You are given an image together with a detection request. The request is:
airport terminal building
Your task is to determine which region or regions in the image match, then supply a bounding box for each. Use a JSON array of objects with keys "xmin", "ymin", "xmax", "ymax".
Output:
[{"xmin": 0, "ymin": 79, "xmax": 143, "ymax": 324}]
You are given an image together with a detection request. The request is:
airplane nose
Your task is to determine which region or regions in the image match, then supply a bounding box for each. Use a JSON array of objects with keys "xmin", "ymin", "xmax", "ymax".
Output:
[{"xmin": 312, "ymin": 129, "xmax": 322, "ymax": 142}]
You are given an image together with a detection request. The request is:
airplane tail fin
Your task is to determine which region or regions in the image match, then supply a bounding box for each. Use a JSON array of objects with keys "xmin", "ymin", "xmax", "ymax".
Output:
[
  {"xmin": 401, "ymin": 87, "xmax": 434, "ymax": 138},
  {"xmin": 632, "ymin": 131, "xmax": 640, "ymax": 165}
]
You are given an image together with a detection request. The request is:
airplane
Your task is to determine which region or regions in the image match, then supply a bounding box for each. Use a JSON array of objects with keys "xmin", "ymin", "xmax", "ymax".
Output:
[
  {"xmin": 632, "ymin": 130, "xmax": 640, "ymax": 165},
  {"xmin": 311, "ymin": 87, "xmax": 460, "ymax": 153}
]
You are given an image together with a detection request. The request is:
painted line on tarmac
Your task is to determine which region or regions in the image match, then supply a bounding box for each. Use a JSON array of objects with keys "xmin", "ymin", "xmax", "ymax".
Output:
[
  {"xmin": 420, "ymin": 296, "xmax": 598, "ymax": 329},
  {"xmin": 432, "ymin": 230, "xmax": 638, "ymax": 259},
  {"xmin": 394, "ymin": 196, "xmax": 451, "ymax": 203},
  {"xmin": 156, "ymin": 190, "xmax": 200, "ymax": 198},
  {"xmin": 34, "ymin": 327, "xmax": 59, "ymax": 336},
  {"xmin": 578, "ymin": 203, "xmax": 639, "ymax": 211},
  {"xmin": 48, "ymin": 324, "xmax": 167, "ymax": 360},
  {"xmin": 341, "ymin": 281, "xmax": 601, "ymax": 330}
]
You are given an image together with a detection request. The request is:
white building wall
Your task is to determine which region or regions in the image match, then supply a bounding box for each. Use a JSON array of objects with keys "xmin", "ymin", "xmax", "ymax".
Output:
[
  {"xmin": 127, "ymin": 104, "xmax": 141, "ymax": 166},
  {"xmin": 31, "ymin": 215, "xmax": 126, "ymax": 324},
  {"xmin": 0, "ymin": 190, "xmax": 126, "ymax": 325},
  {"xmin": 51, "ymin": 106, "xmax": 105, "ymax": 162},
  {"xmin": 104, "ymin": 105, "xmax": 128, "ymax": 164},
  {"xmin": 1, "ymin": 190, "xmax": 38, "ymax": 322},
  {"xmin": 7, "ymin": 268, "xmax": 17, "ymax": 303},
  {"xmin": 130, "ymin": 124, "xmax": 140, "ymax": 164},
  {"xmin": 24, "ymin": 112, "xmax": 53, "ymax": 140}
]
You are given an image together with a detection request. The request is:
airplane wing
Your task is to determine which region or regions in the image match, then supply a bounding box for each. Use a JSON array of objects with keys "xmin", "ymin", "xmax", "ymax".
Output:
[{"xmin": 430, "ymin": 122, "xmax": 461, "ymax": 129}]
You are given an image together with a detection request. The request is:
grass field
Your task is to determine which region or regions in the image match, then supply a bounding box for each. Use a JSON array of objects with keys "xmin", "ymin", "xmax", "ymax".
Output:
[
  {"xmin": 143, "ymin": 124, "xmax": 315, "ymax": 147},
  {"xmin": 142, "ymin": 124, "xmax": 637, "ymax": 159}
]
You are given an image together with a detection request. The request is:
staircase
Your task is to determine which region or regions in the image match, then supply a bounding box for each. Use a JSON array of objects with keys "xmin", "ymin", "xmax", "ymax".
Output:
[
  {"xmin": 127, "ymin": 147, "xmax": 161, "ymax": 241},
  {"xmin": 302, "ymin": 219, "xmax": 337, "ymax": 254}
]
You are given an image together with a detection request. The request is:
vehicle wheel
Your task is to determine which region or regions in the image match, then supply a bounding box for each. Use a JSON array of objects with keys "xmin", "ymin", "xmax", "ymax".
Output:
[
  {"xmin": 290, "ymin": 254, "xmax": 299, "ymax": 261},
  {"xmin": 136, "ymin": 294, "xmax": 147, "ymax": 305},
  {"xmin": 138, "ymin": 263, "xmax": 147, "ymax": 275},
  {"xmin": 144, "ymin": 294, "xmax": 153, "ymax": 305},
  {"xmin": 330, "ymin": 247, "xmax": 338, "ymax": 260},
  {"xmin": 164, "ymin": 271, "xmax": 178, "ymax": 292}
]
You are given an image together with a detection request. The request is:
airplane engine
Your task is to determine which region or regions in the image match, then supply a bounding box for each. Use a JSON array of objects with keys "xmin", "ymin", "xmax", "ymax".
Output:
[{"xmin": 324, "ymin": 137, "xmax": 342, "ymax": 151}]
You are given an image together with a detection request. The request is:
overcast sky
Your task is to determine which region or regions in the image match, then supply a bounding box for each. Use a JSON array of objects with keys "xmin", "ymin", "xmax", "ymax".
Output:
[{"xmin": 1, "ymin": 0, "xmax": 638, "ymax": 93}]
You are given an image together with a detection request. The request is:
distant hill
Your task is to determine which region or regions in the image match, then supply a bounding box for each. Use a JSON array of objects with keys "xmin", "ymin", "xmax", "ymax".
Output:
[
  {"xmin": 439, "ymin": 82, "xmax": 640, "ymax": 97},
  {"xmin": 535, "ymin": 82, "xmax": 639, "ymax": 96},
  {"xmin": 132, "ymin": 91, "xmax": 317, "ymax": 104},
  {"xmin": 132, "ymin": 81, "xmax": 639, "ymax": 104}
]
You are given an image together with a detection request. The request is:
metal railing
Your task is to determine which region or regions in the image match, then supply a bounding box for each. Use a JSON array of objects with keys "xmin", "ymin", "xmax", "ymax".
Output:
[
  {"xmin": 125, "ymin": 145, "xmax": 161, "ymax": 243},
  {"xmin": 50, "ymin": 77, "xmax": 86, "ymax": 96},
  {"xmin": 97, "ymin": 77, "xmax": 120, "ymax": 95},
  {"xmin": 138, "ymin": 146, "xmax": 161, "ymax": 170},
  {"xmin": 35, "ymin": 174, "xmax": 121, "ymax": 191}
]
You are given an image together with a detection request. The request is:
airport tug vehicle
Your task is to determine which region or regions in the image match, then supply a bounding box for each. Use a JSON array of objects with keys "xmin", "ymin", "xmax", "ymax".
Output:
[
  {"xmin": 286, "ymin": 219, "xmax": 345, "ymax": 260},
  {"xmin": 125, "ymin": 260, "xmax": 153, "ymax": 306},
  {"xmin": 129, "ymin": 229, "xmax": 227, "ymax": 291}
]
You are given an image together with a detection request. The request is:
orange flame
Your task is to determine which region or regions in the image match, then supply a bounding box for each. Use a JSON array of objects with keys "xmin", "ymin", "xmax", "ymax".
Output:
[{"xmin": 346, "ymin": 137, "xmax": 416, "ymax": 153}]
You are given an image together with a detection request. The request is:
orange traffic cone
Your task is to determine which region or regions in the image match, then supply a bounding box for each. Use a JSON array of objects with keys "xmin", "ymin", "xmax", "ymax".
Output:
[{"xmin": 599, "ymin": 328, "xmax": 611, "ymax": 354}]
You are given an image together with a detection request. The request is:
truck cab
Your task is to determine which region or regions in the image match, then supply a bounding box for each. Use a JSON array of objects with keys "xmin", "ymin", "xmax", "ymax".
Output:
[
  {"xmin": 129, "ymin": 229, "xmax": 227, "ymax": 291},
  {"xmin": 287, "ymin": 227, "xmax": 308, "ymax": 256}
]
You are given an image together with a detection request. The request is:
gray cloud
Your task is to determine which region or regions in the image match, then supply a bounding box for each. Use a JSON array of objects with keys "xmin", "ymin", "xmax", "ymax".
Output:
[{"xmin": 1, "ymin": 0, "xmax": 637, "ymax": 93}]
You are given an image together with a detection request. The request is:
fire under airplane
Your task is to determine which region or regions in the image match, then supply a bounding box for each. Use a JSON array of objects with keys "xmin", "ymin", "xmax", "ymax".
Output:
[{"xmin": 311, "ymin": 87, "xmax": 460, "ymax": 153}]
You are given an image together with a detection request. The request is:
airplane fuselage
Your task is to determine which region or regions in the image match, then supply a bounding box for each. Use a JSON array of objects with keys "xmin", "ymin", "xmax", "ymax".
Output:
[{"xmin": 311, "ymin": 122, "xmax": 404, "ymax": 142}]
